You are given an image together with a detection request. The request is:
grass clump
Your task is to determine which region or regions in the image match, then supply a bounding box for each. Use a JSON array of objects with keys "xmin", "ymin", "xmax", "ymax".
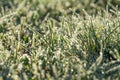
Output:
[{"xmin": 0, "ymin": 0, "xmax": 120, "ymax": 80}]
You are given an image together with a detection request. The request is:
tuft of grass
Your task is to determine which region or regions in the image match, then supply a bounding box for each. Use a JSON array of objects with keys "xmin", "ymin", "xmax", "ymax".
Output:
[{"xmin": 0, "ymin": 0, "xmax": 120, "ymax": 80}]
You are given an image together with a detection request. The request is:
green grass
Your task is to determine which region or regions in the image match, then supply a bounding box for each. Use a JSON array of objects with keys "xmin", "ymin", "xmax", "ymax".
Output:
[{"xmin": 0, "ymin": 0, "xmax": 120, "ymax": 80}]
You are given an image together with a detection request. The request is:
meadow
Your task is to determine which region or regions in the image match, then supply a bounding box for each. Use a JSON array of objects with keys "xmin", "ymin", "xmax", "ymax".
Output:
[{"xmin": 0, "ymin": 0, "xmax": 120, "ymax": 80}]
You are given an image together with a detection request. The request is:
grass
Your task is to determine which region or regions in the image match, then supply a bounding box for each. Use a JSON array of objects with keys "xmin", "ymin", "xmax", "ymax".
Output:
[{"xmin": 0, "ymin": 0, "xmax": 120, "ymax": 80}]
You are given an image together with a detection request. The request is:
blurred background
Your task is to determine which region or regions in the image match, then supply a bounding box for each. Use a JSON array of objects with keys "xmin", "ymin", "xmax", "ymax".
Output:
[{"xmin": 0, "ymin": 0, "xmax": 120, "ymax": 19}]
